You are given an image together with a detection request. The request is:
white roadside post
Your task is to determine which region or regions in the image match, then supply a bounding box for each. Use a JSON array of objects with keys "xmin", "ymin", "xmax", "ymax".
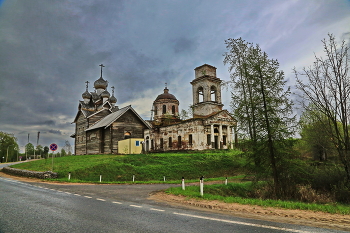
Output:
[
  {"xmin": 132, "ymin": 175, "xmax": 135, "ymax": 182},
  {"xmin": 181, "ymin": 177, "xmax": 185, "ymax": 190},
  {"xmin": 68, "ymin": 172, "xmax": 71, "ymax": 181},
  {"xmin": 163, "ymin": 176, "xmax": 166, "ymax": 182},
  {"xmin": 225, "ymin": 177, "xmax": 228, "ymax": 185},
  {"xmin": 100, "ymin": 175, "xmax": 102, "ymax": 182},
  {"xmin": 200, "ymin": 176, "xmax": 204, "ymax": 197}
]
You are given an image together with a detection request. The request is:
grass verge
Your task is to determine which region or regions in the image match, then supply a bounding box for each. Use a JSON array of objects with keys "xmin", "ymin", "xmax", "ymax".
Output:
[{"xmin": 165, "ymin": 184, "xmax": 350, "ymax": 215}]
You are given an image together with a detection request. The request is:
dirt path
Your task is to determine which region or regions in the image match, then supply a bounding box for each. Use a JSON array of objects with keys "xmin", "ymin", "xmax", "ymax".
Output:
[{"xmin": 1, "ymin": 172, "xmax": 350, "ymax": 231}]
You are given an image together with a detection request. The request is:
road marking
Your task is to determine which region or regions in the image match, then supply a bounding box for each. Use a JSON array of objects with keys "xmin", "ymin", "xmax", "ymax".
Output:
[
  {"xmin": 64, "ymin": 192, "xmax": 71, "ymax": 194},
  {"xmin": 173, "ymin": 212, "xmax": 309, "ymax": 233},
  {"xmin": 84, "ymin": 196, "xmax": 92, "ymax": 198},
  {"xmin": 130, "ymin": 205, "xmax": 142, "ymax": 208},
  {"xmin": 112, "ymin": 201, "xmax": 122, "ymax": 204},
  {"xmin": 96, "ymin": 198, "xmax": 106, "ymax": 201},
  {"xmin": 74, "ymin": 194, "xmax": 81, "ymax": 196},
  {"xmin": 150, "ymin": 208, "xmax": 165, "ymax": 212}
]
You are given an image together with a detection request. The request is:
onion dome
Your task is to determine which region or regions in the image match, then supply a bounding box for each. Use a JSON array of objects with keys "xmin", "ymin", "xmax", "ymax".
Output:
[
  {"xmin": 155, "ymin": 88, "xmax": 178, "ymax": 101},
  {"xmin": 101, "ymin": 90, "xmax": 110, "ymax": 98},
  {"xmin": 110, "ymin": 95, "xmax": 117, "ymax": 103},
  {"xmin": 91, "ymin": 92, "xmax": 99, "ymax": 100},
  {"xmin": 82, "ymin": 90, "xmax": 91, "ymax": 99},
  {"xmin": 94, "ymin": 77, "xmax": 108, "ymax": 89}
]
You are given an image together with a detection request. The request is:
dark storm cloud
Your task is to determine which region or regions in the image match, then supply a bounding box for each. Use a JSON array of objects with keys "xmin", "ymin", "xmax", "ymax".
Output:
[{"xmin": 172, "ymin": 37, "xmax": 197, "ymax": 54}]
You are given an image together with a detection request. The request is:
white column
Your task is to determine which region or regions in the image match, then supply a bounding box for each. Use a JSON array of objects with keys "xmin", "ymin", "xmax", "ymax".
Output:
[
  {"xmin": 227, "ymin": 126, "xmax": 231, "ymax": 148},
  {"xmin": 219, "ymin": 124, "xmax": 223, "ymax": 149},
  {"xmin": 210, "ymin": 124, "xmax": 214, "ymax": 149}
]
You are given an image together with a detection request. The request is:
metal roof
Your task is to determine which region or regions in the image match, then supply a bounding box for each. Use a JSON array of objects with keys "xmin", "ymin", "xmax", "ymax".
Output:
[{"xmin": 86, "ymin": 105, "xmax": 151, "ymax": 131}]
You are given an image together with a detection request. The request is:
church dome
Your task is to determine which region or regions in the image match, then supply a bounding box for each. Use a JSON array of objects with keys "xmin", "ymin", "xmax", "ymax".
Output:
[
  {"xmin": 91, "ymin": 92, "xmax": 99, "ymax": 100},
  {"xmin": 155, "ymin": 88, "xmax": 178, "ymax": 101},
  {"xmin": 110, "ymin": 95, "xmax": 117, "ymax": 103},
  {"xmin": 101, "ymin": 90, "xmax": 110, "ymax": 98},
  {"xmin": 82, "ymin": 90, "xmax": 91, "ymax": 99},
  {"xmin": 94, "ymin": 77, "xmax": 108, "ymax": 89}
]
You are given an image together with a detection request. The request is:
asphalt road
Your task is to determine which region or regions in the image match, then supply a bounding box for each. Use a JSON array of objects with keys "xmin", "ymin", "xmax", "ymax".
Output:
[{"xmin": 0, "ymin": 164, "xmax": 348, "ymax": 233}]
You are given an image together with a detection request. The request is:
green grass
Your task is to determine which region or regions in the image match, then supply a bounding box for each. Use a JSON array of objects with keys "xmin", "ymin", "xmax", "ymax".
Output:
[
  {"xmin": 165, "ymin": 183, "xmax": 350, "ymax": 215},
  {"xmin": 10, "ymin": 150, "xmax": 245, "ymax": 183}
]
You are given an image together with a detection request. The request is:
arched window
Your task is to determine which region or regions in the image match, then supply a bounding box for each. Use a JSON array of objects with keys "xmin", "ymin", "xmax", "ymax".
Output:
[
  {"xmin": 178, "ymin": 136, "xmax": 181, "ymax": 148},
  {"xmin": 154, "ymin": 106, "xmax": 157, "ymax": 115},
  {"xmin": 162, "ymin": 105, "xmax": 166, "ymax": 114},
  {"xmin": 172, "ymin": 105, "xmax": 175, "ymax": 114},
  {"xmin": 198, "ymin": 87, "xmax": 204, "ymax": 103},
  {"xmin": 211, "ymin": 86, "xmax": 217, "ymax": 101},
  {"xmin": 124, "ymin": 132, "xmax": 131, "ymax": 139},
  {"xmin": 189, "ymin": 134, "xmax": 193, "ymax": 145},
  {"xmin": 169, "ymin": 137, "xmax": 172, "ymax": 148}
]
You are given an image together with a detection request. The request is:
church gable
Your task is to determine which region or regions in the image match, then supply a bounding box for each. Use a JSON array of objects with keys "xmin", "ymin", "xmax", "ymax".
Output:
[
  {"xmin": 88, "ymin": 109, "xmax": 111, "ymax": 126},
  {"xmin": 204, "ymin": 110, "xmax": 236, "ymax": 125}
]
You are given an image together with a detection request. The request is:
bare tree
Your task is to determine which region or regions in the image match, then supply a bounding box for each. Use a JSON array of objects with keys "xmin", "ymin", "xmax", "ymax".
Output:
[{"xmin": 295, "ymin": 34, "xmax": 350, "ymax": 182}]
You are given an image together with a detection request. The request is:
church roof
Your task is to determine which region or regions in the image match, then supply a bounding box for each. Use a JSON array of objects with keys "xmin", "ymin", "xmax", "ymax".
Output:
[
  {"xmin": 86, "ymin": 105, "xmax": 151, "ymax": 131},
  {"xmin": 155, "ymin": 87, "xmax": 178, "ymax": 101}
]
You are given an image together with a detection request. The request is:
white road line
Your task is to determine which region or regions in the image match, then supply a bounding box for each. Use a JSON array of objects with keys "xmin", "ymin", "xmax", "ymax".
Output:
[
  {"xmin": 96, "ymin": 198, "xmax": 106, "ymax": 201},
  {"xmin": 130, "ymin": 205, "xmax": 142, "ymax": 208},
  {"xmin": 150, "ymin": 208, "xmax": 165, "ymax": 212},
  {"xmin": 64, "ymin": 192, "xmax": 71, "ymax": 194},
  {"xmin": 173, "ymin": 212, "xmax": 309, "ymax": 233},
  {"xmin": 74, "ymin": 194, "xmax": 81, "ymax": 196},
  {"xmin": 112, "ymin": 201, "xmax": 122, "ymax": 204},
  {"xmin": 84, "ymin": 196, "xmax": 92, "ymax": 198}
]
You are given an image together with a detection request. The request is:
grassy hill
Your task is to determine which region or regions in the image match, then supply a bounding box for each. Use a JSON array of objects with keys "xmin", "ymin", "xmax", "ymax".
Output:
[{"xmin": 10, "ymin": 150, "xmax": 245, "ymax": 183}]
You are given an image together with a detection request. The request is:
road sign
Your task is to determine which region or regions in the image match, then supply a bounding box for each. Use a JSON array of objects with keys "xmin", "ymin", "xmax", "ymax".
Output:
[{"xmin": 50, "ymin": 143, "xmax": 58, "ymax": 151}]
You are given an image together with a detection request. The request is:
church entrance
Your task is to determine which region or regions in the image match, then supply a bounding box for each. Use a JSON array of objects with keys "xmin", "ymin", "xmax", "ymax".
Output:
[
  {"xmin": 146, "ymin": 136, "xmax": 149, "ymax": 151},
  {"xmin": 214, "ymin": 136, "xmax": 219, "ymax": 149}
]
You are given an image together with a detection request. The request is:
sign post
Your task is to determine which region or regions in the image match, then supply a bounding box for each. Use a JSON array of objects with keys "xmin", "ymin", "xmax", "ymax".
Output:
[{"xmin": 50, "ymin": 143, "xmax": 58, "ymax": 171}]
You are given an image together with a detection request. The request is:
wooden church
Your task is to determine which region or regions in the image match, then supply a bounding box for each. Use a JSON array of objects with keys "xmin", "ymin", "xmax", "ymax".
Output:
[{"xmin": 71, "ymin": 65, "xmax": 150, "ymax": 155}]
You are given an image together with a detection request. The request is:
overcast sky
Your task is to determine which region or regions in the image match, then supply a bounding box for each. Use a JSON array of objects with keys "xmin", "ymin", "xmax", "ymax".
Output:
[{"xmin": 0, "ymin": 0, "xmax": 349, "ymax": 153}]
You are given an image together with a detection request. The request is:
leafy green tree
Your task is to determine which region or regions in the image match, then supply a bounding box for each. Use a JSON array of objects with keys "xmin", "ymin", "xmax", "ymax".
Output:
[
  {"xmin": 35, "ymin": 145, "xmax": 44, "ymax": 158},
  {"xmin": 295, "ymin": 34, "xmax": 350, "ymax": 182},
  {"xmin": 61, "ymin": 148, "xmax": 67, "ymax": 157},
  {"xmin": 224, "ymin": 38, "xmax": 296, "ymax": 198},
  {"xmin": 43, "ymin": 146, "xmax": 49, "ymax": 159},
  {"xmin": 0, "ymin": 131, "xmax": 19, "ymax": 162},
  {"xmin": 299, "ymin": 106, "xmax": 336, "ymax": 161},
  {"xmin": 25, "ymin": 143, "xmax": 34, "ymax": 158}
]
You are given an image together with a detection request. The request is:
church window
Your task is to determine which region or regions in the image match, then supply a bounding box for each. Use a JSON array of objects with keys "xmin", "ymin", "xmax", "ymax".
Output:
[
  {"xmin": 172, "ymin": 105, "xmax": 175, "ymax": 114},
  {"xmin": 169, "ymin": 137, "xmax": 172, "ymax": 148},
  {"xmin": 135, "ymin": 141, "xmax": 140, "ymax": 146},
  {"xmin": 211, "ymin": 86, "xmax": 217, "ymax": 102},
  {"xmin": 160, "ymin": 138, "xmax": 164, "ymax": 149},
  {"xmin": 198, "ymin": 87, "xmax": 204, "ymax": 103},
  {"xmin": 207, "ymin": 134, "xmax": 211, "ymax": 145},
  {"xmin": 223, "ymin": 135, "xmax": 227, "ymax": 145},
  {"xmin": 151, "ymin": 139, "xmax": 154, "ymax": 150},
  {"xmin": 178, "ymin": 136, "xmax": 182, "ymax": 148},
  {"xmin": 154, "ymin": 106, "xmax": 157, "ymax": 115},
  {"xmin": 189, "ymin": 134, "xmax": 193, "ymax": 145},
  {"xmin": 163, "ymin": 105, "xmax": 166, "ymax": 114}
]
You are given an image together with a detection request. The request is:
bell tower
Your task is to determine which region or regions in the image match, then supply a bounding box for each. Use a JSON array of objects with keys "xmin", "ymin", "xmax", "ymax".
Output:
[{"xmin": 191, "ymin": 64, "xmax": 223, "ymax": 117}]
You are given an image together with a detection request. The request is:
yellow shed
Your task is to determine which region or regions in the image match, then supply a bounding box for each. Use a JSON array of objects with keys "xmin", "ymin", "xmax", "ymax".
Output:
[{"xmin": 118, "ymin": 138, "xmax": 144, "ymax": 154}]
